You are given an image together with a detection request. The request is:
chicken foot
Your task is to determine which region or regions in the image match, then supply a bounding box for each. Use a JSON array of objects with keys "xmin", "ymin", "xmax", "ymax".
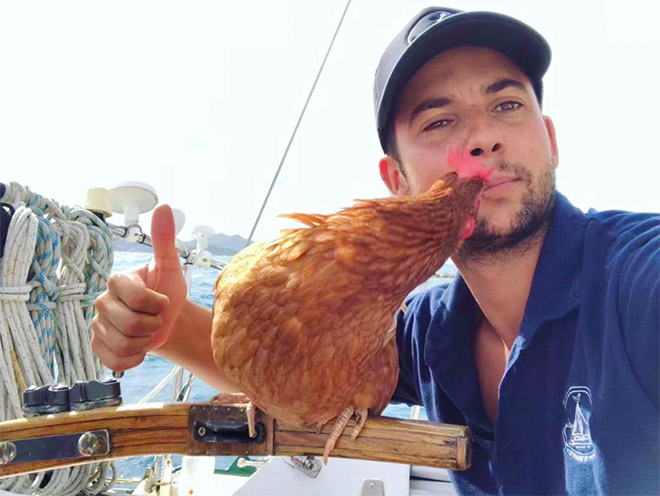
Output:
[
  {"xmin": 351, "ymin": 407, "xmax": 369, "ymax": 440},
  {"xmin": 209, "ymin": 391, "xmax": 257, "ymax": 438},
  {"xmin": 320, "ymin": 305, "xmax": 406, "ymax": 463},
  {"xmin": 322, "ymin": 406, "xmax": 369, "ymax": 464}
]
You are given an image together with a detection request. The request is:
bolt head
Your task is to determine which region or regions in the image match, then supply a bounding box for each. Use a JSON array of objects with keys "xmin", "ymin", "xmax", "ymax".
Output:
[
  {"xmin": 78, "ymin": 432, "xmax": 99, "ymax": 457},
  {"xmin": 0, "ymin": 442, "xmax": 17, "ymax": 465}
]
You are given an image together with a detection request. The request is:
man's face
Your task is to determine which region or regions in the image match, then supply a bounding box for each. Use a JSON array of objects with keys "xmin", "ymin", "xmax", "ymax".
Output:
[{"xmin": 379, "ymin": 46, "xmax": 559, "ymax": 258}]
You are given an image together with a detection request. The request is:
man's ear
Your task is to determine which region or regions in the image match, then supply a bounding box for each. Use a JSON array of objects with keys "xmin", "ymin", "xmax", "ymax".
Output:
[
  {"xmin": 544, "ymin": 115, "xmax": 559, "ymax": 169},
  {"xmin": 379, "ymin": 156, "xmax": 410, "ymax": 196}
]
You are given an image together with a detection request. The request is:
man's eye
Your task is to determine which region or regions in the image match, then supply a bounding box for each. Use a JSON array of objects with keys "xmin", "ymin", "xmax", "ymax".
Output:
[
  {"xmin": 423, "ymin": 119, "xmax": 452, "ymax": 131},
  {"xmin": 495, "ymin": 101, "xmax": 522, "ymax": 112}
]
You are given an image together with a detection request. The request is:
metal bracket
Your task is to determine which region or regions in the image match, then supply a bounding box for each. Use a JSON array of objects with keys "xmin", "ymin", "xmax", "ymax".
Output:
[
  {"xmin": 193, "ymin": 420, "xmax": 265, "ymax": 444},
  {"xmin": 187, "ymin": 404, "xmax": 273, "ymax": 457},
  {"xmin": 360, "ymin": 478, "xmax": 385, "ymax": 496},
  {"xmin": 236, "ymin": 456, "xmax": 270, "ymax": 469},
  {"xmin": 284, "ymin": 455, "xmax": 322, "ymax": 478},
  {"xmin": 0, "ymin": 430, "xmax": 109, "ymax": 466}
]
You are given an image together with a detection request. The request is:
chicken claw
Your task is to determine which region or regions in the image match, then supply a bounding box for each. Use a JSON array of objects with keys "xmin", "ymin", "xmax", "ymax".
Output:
[
  {"xmin": 351, "ymin": 408, "xmax": 368, "ymax": 440},
  {"xmin": 209, "ymin": 391, "xmax": 257, "ymax": 438},
  {"xmin": 323, "ymin": 406, "xmax": 354, "ymax": 464},
  {"xmin": 322, "ymin": 406, "xmax": 370, "ymax": 463},
  {"xmin": 246, "ymin": 401, "xmax": 256, "ymax": 438}
]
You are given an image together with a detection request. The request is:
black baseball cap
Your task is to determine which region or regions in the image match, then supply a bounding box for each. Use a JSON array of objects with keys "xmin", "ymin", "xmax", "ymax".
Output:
[{"xmin": 374, "ymin": 7, "xmax": 551, "ymax": 153}]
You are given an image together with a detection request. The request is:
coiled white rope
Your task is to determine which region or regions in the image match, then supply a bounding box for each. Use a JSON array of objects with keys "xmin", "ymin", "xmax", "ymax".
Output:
[
  {"xmin": 0, "ymin": 205, "xmax": 52, "ymax": 494},
  {"xmin": 0, "ymin": 183, "xmax": 116, "ymax": 496},
  {"xmin": 55, "ymin": 218, "xmax": 94, "ymax": 383}
]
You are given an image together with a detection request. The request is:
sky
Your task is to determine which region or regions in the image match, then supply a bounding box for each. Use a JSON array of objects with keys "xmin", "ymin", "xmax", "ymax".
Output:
[{"xmin": 0, "ymin": 0, "xmax": 658, "ymax": 243}]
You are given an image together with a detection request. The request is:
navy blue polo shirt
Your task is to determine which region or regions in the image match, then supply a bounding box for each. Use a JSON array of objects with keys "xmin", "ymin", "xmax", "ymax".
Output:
[{"xmin": 393, "ymin": 192, "xmax": 659, "ymax": 495}]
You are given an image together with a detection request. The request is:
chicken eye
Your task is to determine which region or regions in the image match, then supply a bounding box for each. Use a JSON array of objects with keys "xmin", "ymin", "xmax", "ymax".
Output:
[{"xmin": 495, "ymin": 101, "xmax": 522, "ymax": 112}]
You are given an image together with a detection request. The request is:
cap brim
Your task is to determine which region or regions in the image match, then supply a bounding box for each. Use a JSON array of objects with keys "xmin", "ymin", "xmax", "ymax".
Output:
[{"xmin": 377, "ymin": 11, "xmax": 551, "ymax": 147}]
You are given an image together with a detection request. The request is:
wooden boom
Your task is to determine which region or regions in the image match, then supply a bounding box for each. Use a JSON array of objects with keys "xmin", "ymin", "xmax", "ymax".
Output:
[{"xmin": 0, "ymin": 402, "xmax": 471, "ymax": 478}]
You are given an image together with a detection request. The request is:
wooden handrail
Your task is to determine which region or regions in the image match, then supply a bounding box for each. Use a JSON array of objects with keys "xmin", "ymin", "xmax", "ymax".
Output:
[{"xmin": 0, "ymin": 402, "xmax": 470, "ymax": 478}]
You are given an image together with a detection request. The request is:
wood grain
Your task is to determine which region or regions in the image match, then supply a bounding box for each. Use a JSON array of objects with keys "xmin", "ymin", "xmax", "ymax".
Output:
[{"xmin": 0, "ymin": 402, "xmax": 470, "ymax": 477}]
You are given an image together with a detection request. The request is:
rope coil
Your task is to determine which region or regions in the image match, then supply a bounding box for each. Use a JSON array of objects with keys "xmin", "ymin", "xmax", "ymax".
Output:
[
  {"xmin": 0, "ymin": 286, "xmax": 32, "ymax": 302},
  {"xmin": 0, "ymin": 183, "xmax": 116, "ymax": 496},
  {"xmin": 56, "ymin": 284, "xmax": 87, "ymax": 301}
]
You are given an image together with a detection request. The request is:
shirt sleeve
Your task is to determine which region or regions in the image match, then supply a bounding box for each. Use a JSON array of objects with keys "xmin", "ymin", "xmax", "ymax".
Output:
[{"xmin": 616, "ymin": 215, "xmax": 660, "ymax": 407}]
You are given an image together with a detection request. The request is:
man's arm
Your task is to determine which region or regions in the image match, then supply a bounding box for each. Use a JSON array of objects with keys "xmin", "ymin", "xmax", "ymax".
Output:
[
  {"xmin": 156, "ymin": 299, "xmax": 241, "ymax": 392},
  {"xmin": 617, "ymin": 216, "xmax": 660, "ymax": 406}
]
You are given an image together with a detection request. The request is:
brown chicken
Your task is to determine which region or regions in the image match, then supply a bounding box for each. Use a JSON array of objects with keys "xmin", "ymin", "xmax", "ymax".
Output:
[{"xmin": 211, "ymin": 148, "xmax": 492, "ymax": 462}]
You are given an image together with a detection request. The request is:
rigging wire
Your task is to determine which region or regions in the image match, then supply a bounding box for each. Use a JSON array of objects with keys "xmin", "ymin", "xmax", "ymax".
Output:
[{"xmin": 244, "ymin": 0, "xmax": 353, "ymax": 246}]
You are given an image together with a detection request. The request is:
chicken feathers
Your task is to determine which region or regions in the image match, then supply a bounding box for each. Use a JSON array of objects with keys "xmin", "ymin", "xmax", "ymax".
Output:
[{"xmin": 212, "ymin": 152, "xmax": 491, "ymax": 462}]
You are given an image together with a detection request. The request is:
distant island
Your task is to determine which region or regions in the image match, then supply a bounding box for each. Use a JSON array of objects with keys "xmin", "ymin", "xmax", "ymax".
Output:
[{"xmin": 114, "ymin": 232, "xmax": 249, "ymax": 256}]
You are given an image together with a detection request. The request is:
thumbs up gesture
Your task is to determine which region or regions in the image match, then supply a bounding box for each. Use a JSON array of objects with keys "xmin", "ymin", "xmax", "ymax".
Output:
[{"xmin": 92, "ymin": 205, "xmax": 188, "ymax": 372}]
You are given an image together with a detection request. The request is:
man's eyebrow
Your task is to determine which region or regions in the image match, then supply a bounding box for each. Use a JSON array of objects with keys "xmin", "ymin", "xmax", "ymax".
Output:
[
  {"xmin": 408, "ymin": 97, "xmax": 452, "ymax": 125},
  {"xmin": 485, "ymin": 78, "xmax": 526, "ymax": 94}
]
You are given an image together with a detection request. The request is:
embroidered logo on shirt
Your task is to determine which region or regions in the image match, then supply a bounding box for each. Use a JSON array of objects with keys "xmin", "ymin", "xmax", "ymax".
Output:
[{"xmin": 562, "ymin": 386, "xmax": 596, "ymax": 462}]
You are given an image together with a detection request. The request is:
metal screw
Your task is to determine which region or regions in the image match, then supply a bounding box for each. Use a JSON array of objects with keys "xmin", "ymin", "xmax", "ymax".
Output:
[
  {"xmin": 78, "ymin": 432, "xmax": 100, "ymax": 457},
  {"xmin": 197, "ymin": 426, "xmax": 207, "ymax": 437},
  {"xmin": 0, "ymin": 442, "xmax": 17, "ymax": 465},
  {"xmin": 304, "ymin": 459, "xmax": 315, "ymax": 471}
]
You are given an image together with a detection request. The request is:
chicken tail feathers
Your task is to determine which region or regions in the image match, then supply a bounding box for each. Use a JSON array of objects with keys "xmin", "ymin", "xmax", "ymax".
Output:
[{"xmin": 279, "ymin": 212, "xmax": 329, "ymax": 227}]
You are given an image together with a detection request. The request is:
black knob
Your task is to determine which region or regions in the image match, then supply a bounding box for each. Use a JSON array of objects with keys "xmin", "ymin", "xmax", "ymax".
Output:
[
  {"xmin": 69, "ymin": 379, "xmax": 122, "ymax": 411},
  {"xmin": 22, "ymin": 384, "xmax": 71, "ymax": 416}
]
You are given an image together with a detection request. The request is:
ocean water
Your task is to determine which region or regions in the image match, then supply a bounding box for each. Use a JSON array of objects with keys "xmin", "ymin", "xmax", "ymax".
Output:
[{"xmin": 110, "ymin": 252, "xmax": 438, "ymax": 480}]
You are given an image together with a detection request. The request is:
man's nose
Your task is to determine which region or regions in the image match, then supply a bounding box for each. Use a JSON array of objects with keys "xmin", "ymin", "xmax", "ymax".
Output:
[{"xmin": 465, "ymin": 116, "xmax": 504, "ymax": 158}]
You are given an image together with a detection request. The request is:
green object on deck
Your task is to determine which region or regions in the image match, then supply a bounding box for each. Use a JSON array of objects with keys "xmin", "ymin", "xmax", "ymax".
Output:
[{"xmin": 215, "ymin": 456, "xmax": 259, "ymax": 477}]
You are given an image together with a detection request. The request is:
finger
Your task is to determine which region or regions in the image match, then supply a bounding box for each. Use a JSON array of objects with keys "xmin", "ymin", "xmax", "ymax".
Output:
[
  {"xmin": 91, "ymin": 320, "xmax": 149, "ymax": 372},
  {"xmin": 150, "ymin": 204, "xmax": 181, "ymax": 271},
  {"xmin": 92, "ymin": 315, "xmax": 157, "ymax": 355},
  {"xmin": 94, "ymin": 296, "xmax": 164, "ymax": 338},
  {"xmin": 105, "ymin": 273, "xmax": 169, "ymax": 315}
]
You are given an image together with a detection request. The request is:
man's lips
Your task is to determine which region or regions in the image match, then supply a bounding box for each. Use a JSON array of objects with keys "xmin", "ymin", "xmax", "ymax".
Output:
[{"xmin": 484, "ymin": 175, "xmax": 520, "ymax": 193}]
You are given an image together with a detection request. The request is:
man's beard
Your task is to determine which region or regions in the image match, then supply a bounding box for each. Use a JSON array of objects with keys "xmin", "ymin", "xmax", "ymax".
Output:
[{"xmin": 458, "ymin": 161, "xmax": 556, "ymax": 263}]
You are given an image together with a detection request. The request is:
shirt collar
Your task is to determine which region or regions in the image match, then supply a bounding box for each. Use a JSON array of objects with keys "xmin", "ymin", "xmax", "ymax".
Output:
[
  {"xmin": 518, "ymin": 192, "xmax": 586, "ymax": 341},
  {"xmin": 423, "ymin": 192, "xmax": 588, "ymax": 429},
  {"xmin": 432, "ymin": 191, "xmax": 587, "ymax": 338},
  {"xmin": 425, "ymin": 275, "xmax": 492, "ymax": 431}
]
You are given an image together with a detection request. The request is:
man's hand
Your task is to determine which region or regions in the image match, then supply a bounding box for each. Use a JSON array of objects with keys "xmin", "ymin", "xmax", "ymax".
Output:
[{"xmin": 92, "ymin": 205, "xmax": 188, "ymax": 372}]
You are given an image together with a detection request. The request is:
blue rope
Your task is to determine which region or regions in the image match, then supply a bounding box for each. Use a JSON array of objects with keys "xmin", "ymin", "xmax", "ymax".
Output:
[{"xmin": 26, "ymin": 199, "xmax": 61, "ymax": 373}]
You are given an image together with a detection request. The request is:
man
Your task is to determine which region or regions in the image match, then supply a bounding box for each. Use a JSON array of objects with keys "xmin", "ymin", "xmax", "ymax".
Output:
[{"xmin": 92, "ymin": 7, "xmax": 659, "ymax": 495}]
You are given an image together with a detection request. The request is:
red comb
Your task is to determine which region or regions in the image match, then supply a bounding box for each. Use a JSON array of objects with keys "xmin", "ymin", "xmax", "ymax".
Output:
[{"xmin": 446, "ymin": 146, "xmax": 494, "ymax": 182}]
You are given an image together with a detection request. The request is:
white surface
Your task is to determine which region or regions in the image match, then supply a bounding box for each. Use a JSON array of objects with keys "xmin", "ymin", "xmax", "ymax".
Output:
[
  {"xmin": 110, "ymin": 181, "xmax": 159, "ymax": 226},
  {"xmin": 177, "ymin": 456, "xmax": 215, "ymax": 495},
  {"xmin": 409, "ymin": 478, "xmax": 457, "ymax": 496},
  {"xmin": 233, "ymin": 457, "xmax": 410, "ymax": 496},
  {"xmin": 191, "ymin": 225, "xmax": 214, "ymax": 250},
  {"xmin": 410, "ymin": 466, "xmax": 452, "ymax": 482},
  {"xmin": 171, "ymin": 208, "xmax": 186, "ymax": 235}
]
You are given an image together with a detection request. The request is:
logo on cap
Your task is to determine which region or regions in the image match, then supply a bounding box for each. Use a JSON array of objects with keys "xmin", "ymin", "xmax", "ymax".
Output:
[{"xmin": 407, "ymin": 11, "xmax": 452, "ymax": 45}]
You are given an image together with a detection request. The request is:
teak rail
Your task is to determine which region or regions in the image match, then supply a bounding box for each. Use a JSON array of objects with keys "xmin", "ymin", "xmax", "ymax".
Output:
[{"xmin": 0, "ymin": 402, "xmax": 471, "ymax": 478}]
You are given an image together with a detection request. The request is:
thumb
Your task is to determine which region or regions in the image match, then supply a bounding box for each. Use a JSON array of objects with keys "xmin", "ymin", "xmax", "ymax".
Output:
[{"xmin": 150, "ymin": 204, "xmax": 180, "ymax": 270}]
